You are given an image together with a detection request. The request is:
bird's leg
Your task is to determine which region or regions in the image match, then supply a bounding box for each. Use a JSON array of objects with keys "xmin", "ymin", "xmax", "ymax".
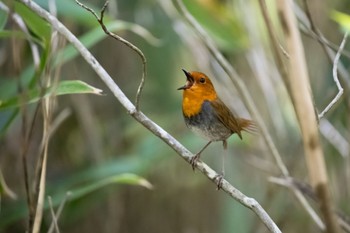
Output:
[
  {"xmin": 190, "ymin": 141, "xmax": 212, "ymax": 171},
  {"xmin": 215, "ymin": 140, "xmax": 227, "ymax": 190}
]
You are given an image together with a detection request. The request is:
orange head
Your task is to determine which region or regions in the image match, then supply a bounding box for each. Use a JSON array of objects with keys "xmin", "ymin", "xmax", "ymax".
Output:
[{"xmin": 178, "ymin": 69, "xmax": 218, "ymax": 117}]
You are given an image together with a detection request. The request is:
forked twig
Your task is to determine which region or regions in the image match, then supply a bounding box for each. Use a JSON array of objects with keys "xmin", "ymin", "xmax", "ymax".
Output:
[
  {"xmin": 318, "ymin": 32, "xmax": 347, "ymax": 119},
  {"xmin": 48, "ymin": 196, "xmax": 60, "ymax": 233},
  {"xmin": 75, "ymin": 0, "xmax": 146, "ymax": 111},
  {"xmin": 47, "ymin": 192, "xmax": 71, "ymax": 233}
]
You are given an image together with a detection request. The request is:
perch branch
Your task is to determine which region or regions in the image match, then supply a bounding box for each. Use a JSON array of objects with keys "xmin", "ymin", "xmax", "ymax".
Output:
[
  {"xmin": 75, "ymin": 0, "xmax": 146, "ymax": 111},
  {"xmin": 18, "ymin": 1, "xmax": 281, "ymax": 232}
]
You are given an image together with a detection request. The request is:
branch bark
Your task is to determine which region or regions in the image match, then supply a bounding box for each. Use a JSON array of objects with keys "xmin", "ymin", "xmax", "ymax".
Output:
[{"xmin": 17, "ymin": 0, "xmax": 281, "ymax": 232}]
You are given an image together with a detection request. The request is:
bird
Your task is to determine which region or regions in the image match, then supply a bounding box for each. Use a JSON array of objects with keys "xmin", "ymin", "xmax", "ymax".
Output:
[{"xmin": 178, "ymin": 69, "xmax": 257, "ymax": 189}]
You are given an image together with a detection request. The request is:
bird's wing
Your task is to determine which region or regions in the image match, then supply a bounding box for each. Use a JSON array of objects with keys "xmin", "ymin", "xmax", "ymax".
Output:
[{"xmin": 210, "ymin": 98, "xmax": 243, "ymax": 138}]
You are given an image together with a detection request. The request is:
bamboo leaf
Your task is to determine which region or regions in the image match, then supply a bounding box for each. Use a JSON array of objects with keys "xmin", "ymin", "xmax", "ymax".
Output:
[
  {"xmin": 0, "ymin": 80, "xmax": 103, "ymax": 110},
  {"xmin": 69, "ymin": 173, "xmax": 153, "ymax": 201},
  {"xmin": 14, "ymin": 1, "xmax": 51, "ymax": 45}
]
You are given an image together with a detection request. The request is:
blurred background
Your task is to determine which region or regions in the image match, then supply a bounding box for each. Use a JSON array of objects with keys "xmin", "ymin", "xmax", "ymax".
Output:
[{"xmin": 0, "ymin": 0, "xmax": 350, "ymax": 232}]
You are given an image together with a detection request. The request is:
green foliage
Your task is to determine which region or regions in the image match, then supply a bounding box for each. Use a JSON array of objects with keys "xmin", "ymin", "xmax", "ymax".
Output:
[
  {"xmin": 14, "ymin": 1, "xmax": 51, "ymax": 47},
  {"xmin": 0, "ymin": 7, "xmax": 8, "ymax": 30},
  {"xmin": 183, "ymin": 0, "xmax": 247, "ymax": 51},
  {"xmin": 0, "ymin": 80, "xmax": 103, "ymax": 110},
  {"xmin": 331, "ymin": 11, "xmax": 350, "ymax": 32}
]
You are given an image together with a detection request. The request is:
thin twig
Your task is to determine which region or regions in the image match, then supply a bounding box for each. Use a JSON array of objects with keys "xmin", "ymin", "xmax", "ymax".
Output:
[
  {"xmin": 48, "ymin": 196, "xmax": 60, "ymax": 233},
  {"xmin": 270, "ymin": 176, "xmax": 350, "ymax": 232},
  {"xmin": 47, "ymin": 192, "xmax": 71, "ymax": 233},
  {"xmin": 0, "ymin": 169, "xmax": 17, "ymax": 200},
  {"xmin": 318, "ymin": 32, "xmax": 347, "ymax": 119},
  {"xmin": 18, "ymin": 1, "xmax": 281, "ymax": 232},
  {"xmin": 75, "ymin": 0, "xmax": 146, "ymax": 111},
  {"xmin": 296, "ymin": 1, "xmax": 350, "ymax": 89},
  {"xmin": 269, "ymin": 177, "xmax": 325, "ymax": 230},
  {"xmin": 32, "ymin": 107, "xmax": 50, "ymax": 233}
]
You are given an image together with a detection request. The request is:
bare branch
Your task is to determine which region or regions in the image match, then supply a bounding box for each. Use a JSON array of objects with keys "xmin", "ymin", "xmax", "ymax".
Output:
[
  {"xmin": 277, "ymin": 0, "xmax": 340, "ymax": 231},
  {"xmin": 318, "ymin": 32, "xmax": 347, "ymax": 119},
  {"xmin": 18, "ymin": 1, "xmax": 281, "ymax": 232},
  {"xmin": 75, "ymin": 0, "xmax": 146, "ymax": 111},
  {"xmin": 269, "ymin": 177, "xmax": 325, "ymax": 230},
  {"xmin": 270, "ymin": 177, "xmax": 350, "ymax": 233}
]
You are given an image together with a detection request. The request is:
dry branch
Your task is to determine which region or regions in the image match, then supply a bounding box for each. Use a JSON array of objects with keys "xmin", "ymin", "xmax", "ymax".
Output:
[
  {"xmin": 17, "ymin": 0, "xmax": 281, "ymax": 232},
  {"xmin": 277, "ymin": 0, "xmax": 340, "ymax": 232}
]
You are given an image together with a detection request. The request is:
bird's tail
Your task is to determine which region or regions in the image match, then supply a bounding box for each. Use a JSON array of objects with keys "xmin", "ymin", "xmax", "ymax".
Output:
[{"xmin": 238, "ymin": 118, "xmax": 259, "ymax": 135}]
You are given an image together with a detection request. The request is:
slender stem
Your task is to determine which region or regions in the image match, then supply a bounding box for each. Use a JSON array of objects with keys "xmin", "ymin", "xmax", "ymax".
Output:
[{"xmin": 318, "ymin": 33, "xmax": 347, "ymax": 119}]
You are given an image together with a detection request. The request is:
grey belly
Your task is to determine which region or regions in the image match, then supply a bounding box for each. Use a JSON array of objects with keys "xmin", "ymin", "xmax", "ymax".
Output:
[{"xmin": 184, "ymin": 101, "xmax": 232, "ymax": 141}]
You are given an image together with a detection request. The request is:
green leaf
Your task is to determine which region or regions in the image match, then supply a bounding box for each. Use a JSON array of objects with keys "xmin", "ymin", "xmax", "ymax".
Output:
[
  {"xmin": 14, "ymin": 1, "xmax": 51, "ymax": 45},
  {"xmin": 0, "ymin": 30, "xmax": 27, "ymax": 39},
  {"xmin": 183, "ymin": 0, "xmax": 246, "ymax": 51},
  {"xmin": 0, "ymin": 80, "xmax": 103, "ymax": 110},
  {"xmin": 68, "ymin": 173, "xmax": 153, "ymax": 201},
  {"xmin": 331, "ymin": 11, "xmax": 350, "ymax": 32}
]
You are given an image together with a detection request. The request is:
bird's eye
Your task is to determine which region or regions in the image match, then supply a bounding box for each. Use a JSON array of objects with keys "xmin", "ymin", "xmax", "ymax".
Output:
[{"xmin": 199, "ymin": 77, "xmax": 206, "ymax": 83}]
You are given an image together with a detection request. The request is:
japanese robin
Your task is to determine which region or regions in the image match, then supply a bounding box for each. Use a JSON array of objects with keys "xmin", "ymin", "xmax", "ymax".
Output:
[{"xmin": 178, "ymin": 69, "xmax": 257, "ymax": 188}]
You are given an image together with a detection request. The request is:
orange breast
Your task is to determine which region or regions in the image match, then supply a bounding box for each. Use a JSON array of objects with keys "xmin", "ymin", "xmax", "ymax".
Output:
[{"xmin": 182, "ymin": 86, "xmax": 217, "ymax": 117}]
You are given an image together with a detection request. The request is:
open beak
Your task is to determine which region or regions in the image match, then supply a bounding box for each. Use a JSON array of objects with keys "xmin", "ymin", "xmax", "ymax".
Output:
[{"xmin": 177, "ymin": 69, "xmax": 194, "ymax": 90}]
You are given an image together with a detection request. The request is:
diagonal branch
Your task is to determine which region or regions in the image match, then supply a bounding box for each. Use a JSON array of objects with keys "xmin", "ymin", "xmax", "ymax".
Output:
[
  {"xmin": 75, "ymin": 0, "xmax": 146, "ymax": 111},
  {"xmin": 18, "ymin": 1, "xmax": 281, "ymax": 232}
]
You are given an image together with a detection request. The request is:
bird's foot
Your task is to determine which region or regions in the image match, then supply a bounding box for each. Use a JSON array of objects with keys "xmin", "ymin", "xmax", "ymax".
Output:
[
  {"xmin": 190, "ymin": 154, "xmax": 200, "ymax": 171},
  {"xmin": 214, "ymin": 173, "xmax": 224, "ymax": 190}
]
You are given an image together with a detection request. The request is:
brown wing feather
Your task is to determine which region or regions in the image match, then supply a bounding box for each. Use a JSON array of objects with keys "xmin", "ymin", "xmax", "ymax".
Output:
[
  {"xmin": 210, "ymin": 98, "xmax": 243, "ymax": 139},
  {"xmin": 211, "ymin": 98, "xmax": 258, "ymax": 138},
  {"xmin": 237, "ymin": 118, "xmax": 259, "ymax": 135}
]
